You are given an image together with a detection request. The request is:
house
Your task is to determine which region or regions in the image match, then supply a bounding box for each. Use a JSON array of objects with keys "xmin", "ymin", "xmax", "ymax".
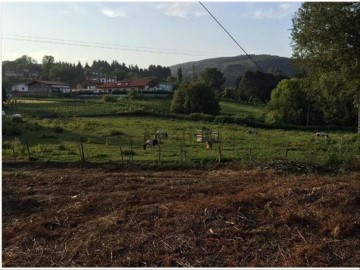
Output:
[
  {"xmin": 27, "ymin": 80, "xmax": 70, "ymax": 95},
  {"xmin": 116, "ymin": 78, "xmax": 156, "ymax": 91},
  {"xmin": 97, "ymin": 82, "xmax": 120, "ymax": 93},
  {"xmin": 11, "ymin": 83, "xmax": 29, "ymax": 92},
  {"xmin": 157, "ymin": 82, "xmax": 175, "ymax": 92}
]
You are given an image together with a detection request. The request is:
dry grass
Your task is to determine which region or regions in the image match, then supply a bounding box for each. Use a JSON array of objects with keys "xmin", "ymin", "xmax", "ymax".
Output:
[{"xmin": 2, "ymin": 162, "xmax": 360, "ymax": 267}]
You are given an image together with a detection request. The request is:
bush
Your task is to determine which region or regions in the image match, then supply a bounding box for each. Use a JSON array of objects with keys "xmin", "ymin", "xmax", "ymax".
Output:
[
  {"xmin": 186, "ymin": 113, "xmax": 215, "ymax": 122},
  {"xmin": 102, "ymin": 95, "xmax": 118, "ymax": 103},
  {"xmin": 214, "ymin": 115, "xmax": 236, "ymax": 124}
]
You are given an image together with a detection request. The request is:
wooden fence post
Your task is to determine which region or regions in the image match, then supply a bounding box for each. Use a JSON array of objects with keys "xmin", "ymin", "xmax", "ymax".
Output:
[
  {"xmin": 158, "ymin": 144, "xmax": 161, "ymax": 165},
  {"xmin": 78, "ymin": 141, "xmax": 85, "ymax": 162},
  {"xmin": 120, "ymin": 146, "xmax": 124, "ymax": 164},
  {"xmin": 25, "ymin": 140, "xmax": 32, "ymax": 160},
  {"xmin": 217, "ymin": 146, "xmax": 222, "ymax": 164}
]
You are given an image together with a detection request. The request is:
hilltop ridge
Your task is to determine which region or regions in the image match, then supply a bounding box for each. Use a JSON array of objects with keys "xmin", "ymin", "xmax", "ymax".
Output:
[{"xmin": 169, "ymin": 54, "xmax": 295, "ymax": 87}]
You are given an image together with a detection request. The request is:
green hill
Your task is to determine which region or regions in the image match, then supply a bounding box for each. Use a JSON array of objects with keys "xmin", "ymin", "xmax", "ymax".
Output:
[{"xmin": 169, "ymin": 54, "xmax": 295, "ymax": 87}]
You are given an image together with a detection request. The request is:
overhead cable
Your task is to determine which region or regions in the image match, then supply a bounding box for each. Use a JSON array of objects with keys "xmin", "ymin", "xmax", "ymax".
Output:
[{"xmin": 199, "ymin": 1, "xmax": 264, "ymax": 72}]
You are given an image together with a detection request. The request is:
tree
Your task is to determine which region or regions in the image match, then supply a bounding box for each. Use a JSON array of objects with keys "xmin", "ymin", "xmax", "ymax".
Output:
[
  {"xmin": 236, "ymin": 70, "xmax": 287, "ymax": 103},
  {"xmin": 42, "ymin": 55, "xmax": 55, "ymax": 78},
  {"xmin": 200, "ymin": 67, "xmax": 225, "ymax": 95},
  {"xmin": 170, "ymin": 82, "xmax": 220, "ymax": 115},
  {"xmin": 291, "ymin": 2, "xmax": 360, "ymax": 130},
  {"xmin": 265, "ymin": 79, "xmax": 310, "ymax": 125},
  {"xmin": 192, "ymin": 65, "xmax": 199, "ymax": 83},
  {"xmin": 177, "ymin": 67, "xmax": 183, "ymax": 84}
]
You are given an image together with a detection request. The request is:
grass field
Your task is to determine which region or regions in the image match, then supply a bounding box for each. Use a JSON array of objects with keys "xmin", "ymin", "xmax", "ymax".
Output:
[{"xmin": 2, "ymin": 97, "xmax": 360, "ymax": 167}]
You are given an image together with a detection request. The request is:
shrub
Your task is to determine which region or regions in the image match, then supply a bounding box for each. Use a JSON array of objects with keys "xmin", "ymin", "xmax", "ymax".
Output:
[
  {"xmin": 102, "ymin": 95, "xmax": 118, "ymax": 103},
  {"xmin": 186, "ymin": 113, "xmax": 214, "ymax": 122},
  {"xmin": 214, "ymin": 115, "xmax": 235, "ymax": 124}
]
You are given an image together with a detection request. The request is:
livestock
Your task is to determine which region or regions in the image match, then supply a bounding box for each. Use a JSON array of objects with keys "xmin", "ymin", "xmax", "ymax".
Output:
[
  {"xmin": 205, "ymin": 140, "xmax": 213, "ymax": 150},
  {"xmin": 11, "ymin": 114, "xmax": 23, "ymax": 122},
  {"xmin": 154, "ymin": 130, "xmax": 168, "ymax": 140},
  {"xmin": 143, "ymin": 139, "xmax": 159, "ymax": 150},
  {"xmin": 247, "ymin": 128, "xmax": 257, "ymax": 135},
  {"xmin": 315, "ymin": 132, "xmax": 328, "ymax": 138}
]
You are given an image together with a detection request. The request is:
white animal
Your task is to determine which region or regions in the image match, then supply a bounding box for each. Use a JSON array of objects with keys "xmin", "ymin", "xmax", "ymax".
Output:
[
  {"xmin": 154, "ymin": 130, "xmax": 168, "ymax": 140},
  {"xmin": 143, "ymin": 139, "xmax": 159, "ymax": 150},
  {"xmin": 11, "ymin": 114, "xmax": 22, "ymax": 119},
  {"xmin": 315, "ymin": 132, "xmax": 328, "ymax": 138}
]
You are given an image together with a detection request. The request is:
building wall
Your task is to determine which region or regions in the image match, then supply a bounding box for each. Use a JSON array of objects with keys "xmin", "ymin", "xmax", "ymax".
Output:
[{"xmin": 12, "ymin": 84, "xmax": 28, "ymax": 92}]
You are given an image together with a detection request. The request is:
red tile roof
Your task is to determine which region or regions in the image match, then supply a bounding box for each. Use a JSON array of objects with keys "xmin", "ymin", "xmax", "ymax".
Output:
[{"xmin": 99, "ymin": 78, "xmax": 155, "ymax": 89}]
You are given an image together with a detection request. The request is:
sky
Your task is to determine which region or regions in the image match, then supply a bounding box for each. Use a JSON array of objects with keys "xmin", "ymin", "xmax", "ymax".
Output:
[{"xmin": 1, "ymin": 1, "xmax": 302, "ymax": 68}]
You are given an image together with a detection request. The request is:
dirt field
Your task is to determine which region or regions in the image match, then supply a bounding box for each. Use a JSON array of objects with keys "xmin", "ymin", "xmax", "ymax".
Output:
[{"xmin": 2, "ymin": 162, "xmax": 360, "ymax": 267}]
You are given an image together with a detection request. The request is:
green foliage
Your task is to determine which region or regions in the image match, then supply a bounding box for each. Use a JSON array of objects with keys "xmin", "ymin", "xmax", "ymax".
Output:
[
  {"xmin": 170, "ymin": 55, "xmax": 295, "ymax": 87},
  {"xmin": 200, "ymin": 67, "xmax": 226, "ymax": 94},
  {"xmin": 170, "ymin": 82, "xmax": 220, "ymax": 115},
  {"xmin": 266, "ymin": 79, "xmax": 309, "ymax": 125},
  {"xmin": 2, "ymin": 119, "xmax": 22, "ymax": 136},
  {"xmin": 236, "ymin": 70, "xmax": 287, "ymax": 103},
  {"xmin": 102, "ymin": 95, "xmax": 118, "ymax": 103},
  {"xmin": 177, "ymin": 67, "xmax": 183, "ymax": 84},
  {"xmin": 291, "ymin": 2, "xmax": 360, "ymax": 127}
]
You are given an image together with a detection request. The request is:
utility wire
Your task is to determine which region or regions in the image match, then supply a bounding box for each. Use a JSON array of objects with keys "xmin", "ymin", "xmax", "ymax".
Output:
[
  {"xmin": 199, "ymin": 1, "xmax": 264, "ymax": 72},
  {"xmin": 2, "ymin": 34, "xmax": 221, "ymax": 57}
]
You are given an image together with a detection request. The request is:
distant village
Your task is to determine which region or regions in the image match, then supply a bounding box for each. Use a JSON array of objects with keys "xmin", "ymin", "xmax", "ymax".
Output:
[
  {"xmin": 3, "ymin": 56, "xmax": 176, "ymax": 97},
  {"xmin": 7, "ymin": 70, "xmax": 175, "ymax": 97}
]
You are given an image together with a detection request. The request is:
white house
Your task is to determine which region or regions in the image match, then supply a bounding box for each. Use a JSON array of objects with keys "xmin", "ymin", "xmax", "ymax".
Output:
[
  {"xmin": 158, "ymin": 82, "xmax": 175, "ymax": 92},
  {"xmin": 12, "ymin": 83, "xmax": 28, "ymax": 92}
]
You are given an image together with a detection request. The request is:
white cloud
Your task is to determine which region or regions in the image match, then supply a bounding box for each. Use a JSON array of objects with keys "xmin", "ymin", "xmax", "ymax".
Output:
[
  {"xmin": 100, "ymin": 7, "xmax": 126, "ymax": 18},
  {"xmin": 156, "ymin": 3, "xmax": 207, "ymax": 19},
  {"xmin": 247, "ymin": 3, "xmax": 299, "ymax": 20},
  {"xmin": 156, "ymin": 3, "xmax": 189, "ymax": 18},
  {"xmin": 193, "ymin": 10, "xmax": 208, "ymax": 17}
]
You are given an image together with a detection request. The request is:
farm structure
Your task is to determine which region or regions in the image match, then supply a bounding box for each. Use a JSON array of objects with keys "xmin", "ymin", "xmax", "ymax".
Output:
[
  {"xmin": 26, "ymin": 80, "xmax": 70, "ymax": 95},
  {"xmin": 196, "ymin": 128, "xmax": 220, "ymax": 142}
]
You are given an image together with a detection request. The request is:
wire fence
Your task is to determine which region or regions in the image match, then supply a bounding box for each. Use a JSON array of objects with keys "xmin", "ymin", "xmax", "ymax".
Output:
[{"xmin": 3, "ymin": 132, "xmax": 360, "ymax": 166}]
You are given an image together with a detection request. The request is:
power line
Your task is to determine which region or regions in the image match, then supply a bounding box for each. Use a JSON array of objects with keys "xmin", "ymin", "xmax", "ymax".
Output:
[
  {"xmin": 2, "ymin": 34, "xmax": 221, "ymax": 57},
  {"xmin": 199, "ymin": 1, "xmax": 264, "ymax": 72}
]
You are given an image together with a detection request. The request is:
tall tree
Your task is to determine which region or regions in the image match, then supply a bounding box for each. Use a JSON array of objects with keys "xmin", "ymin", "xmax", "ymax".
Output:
[
  {"xmin": 200, "ymin": 67, "xmax": 225, "ymax": 95},
  {"xmin": 170, "ymin": 82, "xmax": 220, "ymax": 115},
  {"xmin": 192, "ymin": 65, "xmax": 199, "ymax": 83},
  {"xmin": 291, "ymin": 2, "xmax": 360, "ymax": 130},
  {"xmin": 177, "ymin": 67, "xmax": 183, "ymax": 84},
  {"xmin": 42, "ymin": 55, "xmax": 55, "ymax": 78}
]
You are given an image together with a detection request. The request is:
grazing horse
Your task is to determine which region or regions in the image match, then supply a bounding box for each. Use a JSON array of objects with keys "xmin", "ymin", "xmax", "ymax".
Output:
[
  {"xmin": 205, "ymin": 140, "xmax": 213, "ymax": 150},
  {"xmin": 143, "ymin": 139, "xmax": 159, "ymax": 150},
  {"xmin": 154, "ymin": 130, "xmax": 168, "ymax": 140}
]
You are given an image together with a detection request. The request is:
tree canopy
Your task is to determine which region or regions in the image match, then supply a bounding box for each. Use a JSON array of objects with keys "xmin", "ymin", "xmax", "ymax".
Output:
[
  {"xmin": 291, "ymin": 2, "xmax": 360, "ymax": 127},
  {"xmin": 171, "ymin": 82, "xmax": 220, "ymax": 115},
  {"xmin": 200, "ymin": 67, "xmax": 225, "ymax": 95}
]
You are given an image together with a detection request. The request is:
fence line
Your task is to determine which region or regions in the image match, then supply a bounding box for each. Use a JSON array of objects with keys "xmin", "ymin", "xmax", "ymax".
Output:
[{"xmin": 2, "ymin": 134, "xmax": 360, "ymax": 165}]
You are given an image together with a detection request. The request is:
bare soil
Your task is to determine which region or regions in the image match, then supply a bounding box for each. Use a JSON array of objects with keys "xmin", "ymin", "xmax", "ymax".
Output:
[{"xmin": 2, "ymin": 162, "xmax": 360, "ymax": 267}]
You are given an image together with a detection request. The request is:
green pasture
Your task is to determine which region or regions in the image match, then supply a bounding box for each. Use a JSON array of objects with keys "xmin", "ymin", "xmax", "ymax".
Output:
[
  {"xmin": 3, "ymin": 115, "xmax": 360, "ymax": 165},
  {"xmin": 3, "ymin": 97, "xmax": 360, "ymax": 165},
  {"xmin": 220, "ymin": 100, "xmax": 266, "ymax": 121}
]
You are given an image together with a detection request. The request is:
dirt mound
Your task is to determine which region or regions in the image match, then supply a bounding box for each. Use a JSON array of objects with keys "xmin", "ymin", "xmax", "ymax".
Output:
[{"xmin": 2, "ymin": 163, "xmax": 360, "ymax": 267}]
